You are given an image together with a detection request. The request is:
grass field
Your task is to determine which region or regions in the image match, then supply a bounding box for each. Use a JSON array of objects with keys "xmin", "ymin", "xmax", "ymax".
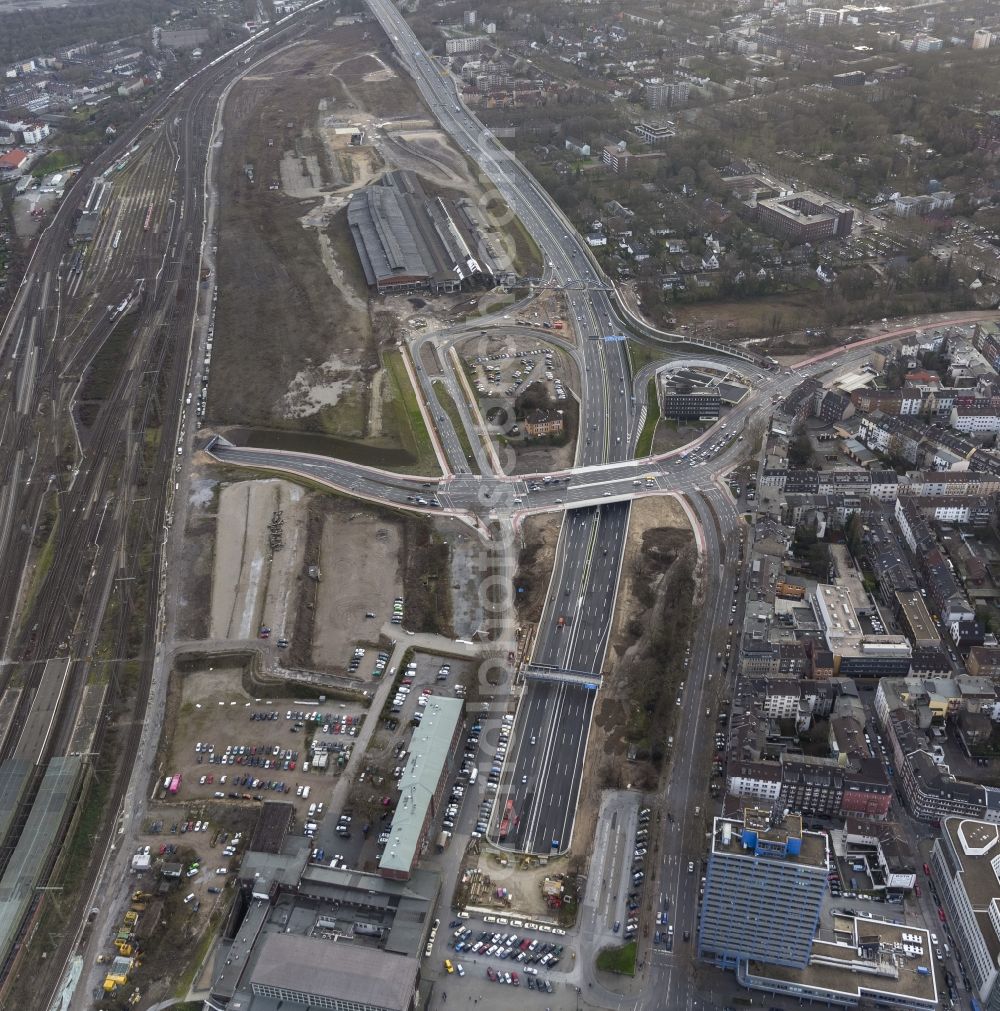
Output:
[
  {"xmin": 627, "ymin": 340, "xmax": 669, "ymax": 374},
  {"xmin": 596, "ymin": 941, "xmax": 637, "ymax": 976},
  {"xmin": 635, "ymin": 377, "xmax": 659, "ymax": 457},
  {"xmin": 384, "ymin": 349, "xmax": 439, "ymax": 474}
]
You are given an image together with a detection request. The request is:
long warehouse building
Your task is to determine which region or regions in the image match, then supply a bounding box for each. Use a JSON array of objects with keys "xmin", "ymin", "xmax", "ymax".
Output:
[{"xmin": 347, "ymin": 169, "xmax": 502, "ymax": 294}]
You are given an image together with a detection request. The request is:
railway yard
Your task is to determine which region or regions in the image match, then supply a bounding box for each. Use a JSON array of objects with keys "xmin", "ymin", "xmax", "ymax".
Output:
[
  {"xmin": 0, "ymin": 7, "xmax": 332, "ymax": 1008},
  {"xmin": 0, "ymin": 1, "xmax": 940, "ymax": 1009}
]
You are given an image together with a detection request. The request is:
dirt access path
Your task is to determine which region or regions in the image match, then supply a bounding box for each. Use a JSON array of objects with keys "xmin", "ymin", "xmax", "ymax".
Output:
[
  {"xmin": 210, "ymin": 479, "xmax": 306, "ymax": 641},
  {"xmin": 570, "ymin": 495, "xmax": 693, "ymax": 862}
]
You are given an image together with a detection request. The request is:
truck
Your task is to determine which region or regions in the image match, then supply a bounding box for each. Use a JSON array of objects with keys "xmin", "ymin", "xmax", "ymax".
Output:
[
  {"xmin": 499, "ymin": 799, "xmax": 515, "ymax": 842},
  {"xmin": 436, "ymin": 830, "xmax": 452, "ymax": 852},
  {"xmin": 468, "ymin": 767, "xmax": 478, "ymax": 785},
  {"xmin": 168, "ymin": 774, "xmax": 181, "ymax": 794}
]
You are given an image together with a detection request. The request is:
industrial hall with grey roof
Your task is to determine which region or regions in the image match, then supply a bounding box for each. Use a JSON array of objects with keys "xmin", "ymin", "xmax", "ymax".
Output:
[{"xmin": 347, "ymin": 169, "xmax": 503, "ymax": 294}]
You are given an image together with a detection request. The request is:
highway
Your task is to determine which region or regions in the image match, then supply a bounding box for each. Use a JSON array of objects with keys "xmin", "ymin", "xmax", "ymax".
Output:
[
  {"xmin": 199, "ymin": 19, "xmax": 978, "ymax": 984},
  {"xmin": 359, "ymin": 5, "xmax": 642, "ymax": 862},
  {"xmin": 11, "ymin": 2, "xmax": 970, "ymax": 1006}
]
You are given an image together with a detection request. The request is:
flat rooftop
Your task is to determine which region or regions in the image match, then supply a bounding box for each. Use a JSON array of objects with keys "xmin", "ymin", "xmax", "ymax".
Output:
[
  {"xmin": 757, "ymin": 189, "xmax": 850, "ymax": 221},
  {"xmin": 834, "ymin": 370, "xmax": 875, "ymax": 393},
  {"xmin": 379, "ymin": 696, "xmax": 464, "ymax": 877},
  {"xmin": 248, "ymin": 931, "xmax": 418, "ymax": 1010},
  {"xmin": 943, "ymin": 818, "xmax": 1000, "ymax": 965},
  {"xmin": 896, "ymin": 590, "xmax": 939, "ymax": 644},
  {"xmin": 748, "ymin": 915, "xmax": 937, "ymax": 1006},
  {"xmin": 712, "ymin": 811, "xmax": 829, "ymax": 871}
]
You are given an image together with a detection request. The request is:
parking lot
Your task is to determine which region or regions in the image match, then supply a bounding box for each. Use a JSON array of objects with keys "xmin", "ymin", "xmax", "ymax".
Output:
[
  {"xmin": 163, "ymin": 664, "xmax": 369, "ymax": 824},
  {"xmin": 131, "ymin": 803, "xmax": 261, "ymax": 936},
  {"xmin": 430, "ymin": 910, "xmax": 575, "ymax": 1005},
  {"xmin": 469, "ymin": 344, "xmax": 570, "ymax": 409},
  {"xmin": 446, "ymin": 922, "xmax": 567, "ymax": 991},
  {"xmin": 309, "ymin": 649, "xmax": 478, "ymax": 871}
]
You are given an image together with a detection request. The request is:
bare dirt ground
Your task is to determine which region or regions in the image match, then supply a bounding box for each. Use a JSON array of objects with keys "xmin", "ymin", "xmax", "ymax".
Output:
[
  {"xmin": 605, "ymin": 496, "xmax": 692, "ymax": 673},
  {"xmin": 651, "ymin": 419, "xmax": 709, "ymax": 455},
  {"xmin": 209, "ymin": 26, "xmax": 426, "ymax": 436},
  {"xmin": 467, "ymin": 848, "xmax": 570, "ymax": 920},
  {"xmin": 570, "ymin": 496, "xmax": 693, "ymax": 863},
  {"xmin": 446, "ymin": 527, "xmax": 489, "ymax": 639},
  {"xmin": 209, "ymin": 22, "xmax": 536, "ymax": 461},
  {"xmin": 210, "ymin": 479, "xmax": 306, "ymax": 641},
  {"xmin": 175, "ymin": 469, "xmax": 220, "ymax": 640},
  {"xmin": 312, "ymin": 505, "xmax": 402, "ymax": 667},
  {"xmin": 513, "ymin": 512, "xmax": 563, "ymax": 625},
  {"xmin": 11, "ymin": 189, "xmax": 60, "ymax": 238},
  {"xmin": 383, "ymin": 130, "xmax": 469, "ymax": 186},
  {"xmin": 672, "ymin": 290, "xmax": 823, "ymax": 339}
]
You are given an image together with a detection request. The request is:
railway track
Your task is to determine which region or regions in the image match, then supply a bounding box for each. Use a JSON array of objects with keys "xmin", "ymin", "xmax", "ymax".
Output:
[{"xmin": 0, "ymin": 9, "xmax": 323, "ymax": 1000}]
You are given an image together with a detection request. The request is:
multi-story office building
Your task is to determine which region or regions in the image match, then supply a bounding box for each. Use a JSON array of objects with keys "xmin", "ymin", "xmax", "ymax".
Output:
[
  {"xmin": 931, "ymin": 817, "xmax": 1000, "ymax": 1011},
  {"xmin": 755, "ymin": 191, "xmax": 854, "ymax": 244},
  {"xmin": 699, "ymin": 807, "xmax": 829, "ymax": 970},
  {"xmin": 660, "ymin": 390, "xmax": 721, "ymax": 420}
]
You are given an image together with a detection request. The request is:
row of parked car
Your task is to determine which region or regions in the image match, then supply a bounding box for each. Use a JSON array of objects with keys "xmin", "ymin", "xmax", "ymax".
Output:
[
  {"xmin": 617, "ymin": 807, "xmax": 653, "ymax": 943},
  {"xmin": 450, "ymin": 927, "xmax": 564, "ymax": 969},
  {"xmin": 484, "ymin": 966, "xmax": 555, "ymax": 992},
  {"xmin": 196, "ymin": 742, "xmax": 301, "ymax": 771},
  {"xmin": 482, "ymin": 714, "xmax": 515, "ymax": 806},
  {"xmin": 391, "ymin": 597, "xmax": 405, "ymax": 625}
]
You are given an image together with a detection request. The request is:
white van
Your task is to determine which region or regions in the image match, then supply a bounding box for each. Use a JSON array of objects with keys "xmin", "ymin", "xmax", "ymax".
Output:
[
  {"xmin": 308, "ymin": 803, "xmax": 316, "ymax": 818},
  {"xmin": 302, "ymin": 785, "xmax": 310, "ymax": 799}
]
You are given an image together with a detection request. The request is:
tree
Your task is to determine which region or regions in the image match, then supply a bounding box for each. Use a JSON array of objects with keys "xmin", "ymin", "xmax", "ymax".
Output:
[
  {"xmin": 513, "ymin": 382, "xmax": 554, "ymax": 420},
  {"xmin": 845, "ymin": 511, "xmax": 863, "ymax": 559},
  {"xmin": 788, "ymin": 422, "xmax": 814, "ymax": 468}
]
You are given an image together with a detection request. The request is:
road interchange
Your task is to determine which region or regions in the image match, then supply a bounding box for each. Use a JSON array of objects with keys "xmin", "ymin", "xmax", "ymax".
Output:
[{"xmin": 0, "ymin": 3, "xmax": 982, "ymax": 1005}]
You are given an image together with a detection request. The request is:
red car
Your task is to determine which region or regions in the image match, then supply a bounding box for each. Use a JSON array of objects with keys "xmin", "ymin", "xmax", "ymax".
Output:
[
  {"xmin": 915, "ymin": 884, "xmax": 921, "ymax": 897},
  {"xmin": 486, "ymin": 967, "xmax": 497, "ymax": 981},
  {"xmin": 923, "ymin": 863, "xmax": 932, "ymax": 877},
  {"xmin": 938, "ymin": 907, "xmax": 946, "ymax": 923}
]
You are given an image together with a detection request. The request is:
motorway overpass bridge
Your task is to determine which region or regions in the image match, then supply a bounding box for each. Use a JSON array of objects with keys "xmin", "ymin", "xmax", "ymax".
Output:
[{"xmin": 523, "ymin": 664, "xmax": 604, "ymax": 689}]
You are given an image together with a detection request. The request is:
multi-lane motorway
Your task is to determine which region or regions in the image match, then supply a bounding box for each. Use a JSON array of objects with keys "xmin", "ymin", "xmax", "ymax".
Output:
[{"xmin": 0, "ymin": 0, "xmax": 974, "ymax": 1004}]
